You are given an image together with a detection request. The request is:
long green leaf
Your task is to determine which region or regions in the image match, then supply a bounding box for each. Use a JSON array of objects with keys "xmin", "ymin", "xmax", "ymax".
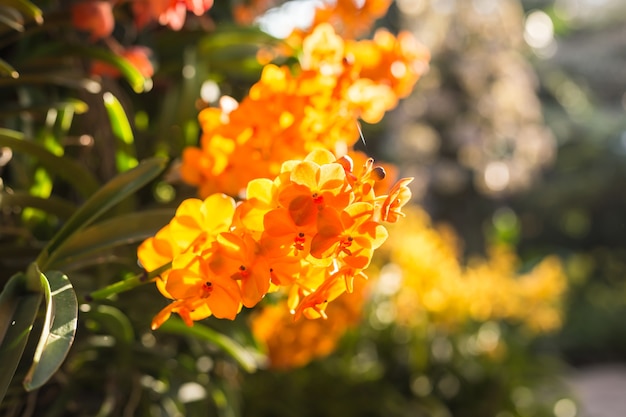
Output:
[
  {"xmin": 0, "ymin": 272, "xmax": 25, "ymax": 346},
  {"xmin": 196, "ymin": 25, "xmax": 281, "ymax": 79},
  {"xmin": 0, "ymin": 99, "xmax": 89, "ymax": 118},
  {"xmin": 36, "ymin": 157, "xmax": 168, "ymax": 269},
  {"xmin": 0, "ymin": 128, "xmax": 100, "ymax": 198},
  {"xmin": 102, "ymin": 92, "xmax": 133, "ymax": 145},
  {"xmin": 0, "ymin": 57, "xmax": 18, "ymax": 78},
  {"xmin": 0, "ymin": 74, "xmax": 102, "ymax": 92},
  {"xmin": 158, "ymin": 318, "xmax": 261, "ymax": 373},
  {"xmin": 0, "ymin": 191, "xmax": 77, "ymax": 220},
  {"xmin": 46, "ymin": 209, "xmax": 175, "ymax": 269},
  {"xmin": 197, "ymin": 25, "xmax": 279, "ymax": 54},
  {"xmin": 0, "ymin": 272, "xmax": 43, "ymax": 404},
  {"xmin": 83, "ymin": 305, "xmax": 134, "ymax": 346},
  {"xmin": 23, "ymin": 271, "xmax": 78, "ymax": 391},
  {"xmin": 102, "ymin": 92, "xmax": 138, "ymax": 172},
  {"xmin": 0, "ymin": 6, "xmax": 25, "ymax": 33},
  {"xmin": 4, "ymin": 0, "xmax": 42, "ymax": 24},
  {"xmin": 59, "ymin": 45, "xmax": 149, "ymax": 93}
]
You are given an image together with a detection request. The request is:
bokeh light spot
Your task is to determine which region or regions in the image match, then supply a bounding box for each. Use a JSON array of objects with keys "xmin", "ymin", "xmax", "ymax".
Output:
[
  {"xmin": 200, "ymin": 80, "xmax": 221, "ymax": 104},
  {"xmin": 524, "ymin": 10, "xmax": 554, "ymax": 49},
  {"xmin": 484, "ymin": 161, "xmax": 510, "ymax": 192},
  {"xmin": 554, "ymin": 398, "xmax": 577, "ymax": 417}
]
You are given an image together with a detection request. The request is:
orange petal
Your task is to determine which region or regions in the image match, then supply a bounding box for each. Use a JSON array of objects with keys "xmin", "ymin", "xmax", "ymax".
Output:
[
  {"xmin": 240, "ymin": 261, "xmax": 271, "ymax": 308},
  {"xmin": 208, "ymin": 277, "xmax": 243, "ymax": 319},
  {"xmin": 264, "ymin": 208, "xmax": 296, "ymax": 236},
  {"xmin": 151, "ymin": 304, "xmax": 174, "ymax": 330}
]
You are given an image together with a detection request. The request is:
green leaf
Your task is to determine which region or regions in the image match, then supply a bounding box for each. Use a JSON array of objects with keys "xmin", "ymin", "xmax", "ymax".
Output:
[
  {"xmin": 0, "ymin": 128, "xmax": 100, "ymax": 198},
  {"xmin": 59, "ymin": 45, "xmax": 150, "ymax": 93},
  {"xmin": 197, "ymin": 25, "xmax": 279, "ymax": 54},
  {"xmin": 3, "ymin": 0, "xmax": 42, "ymax": 24},
  {"xmin": 0, "ymin": 191, "xmax": 77, "ymax": 220},
  {"xmin": 0, "ymin": 73, "xmax": 102, "ymax": 93},
  {"xmin": 196, "ymin": 25, "xmax": 281, "ymax": 79},
  {"xmin": 0, "ymin": 273, "xmax": 25, "ymax": 347},
  {"xmin": 0, "ymin": 57, "xmax": 18, "ymax": 78},
  {"xmin": 102, "ymin": 92, "xmax": 134, "ymax": 145},
  {"xmin": 158, "ymin": 318, "xmax": 262, "ymax": 373},
  {"xmin": 46, "ymin": 209, "xmax": 175, "ymax": 269},
  {"xmin": 86, "ymin": 262, "xmax": 171, "ymax": 301},
  {"xmin": 36, "ymin": 157, "xmax": 168, "ymax": 269},
  {"xmin": 0, "ymin": 6, "xmax": 25, "ymax": 33},
  {"xmin": 0, "ymin": 99, "xmax": 89, "ymax": 118},
  {"xmin": 23, "ymin": 271, "xmax": 78, "ymax": 391},
  {"xmin": 0, "ymin": 272, "xmax": 43, "ymax": 404},
  {"xmin": 83, "ymin": 305, "xmax": 134, "ymax": 346},
  {"xmin": 102, "ymin": 92, "xmax": 138, "ymax": 172}
]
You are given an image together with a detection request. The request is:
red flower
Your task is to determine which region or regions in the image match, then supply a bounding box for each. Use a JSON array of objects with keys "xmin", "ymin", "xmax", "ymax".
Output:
[
  {"xmin": 132, "ymin": 0, "xmax": 214, "ymax": 30},
  {"xmin": 71, "ymin": 1, "xmax": 115, "ymax": 41},
  {"xmin": 91, "ymin": 46, "xmax": 154, "ymax": 78}
]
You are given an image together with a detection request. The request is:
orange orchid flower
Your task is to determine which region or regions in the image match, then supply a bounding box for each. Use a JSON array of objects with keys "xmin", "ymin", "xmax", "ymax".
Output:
[
  {"xmin": 348, "ymin": 29, "xmax": 431, "ymax": 99},
  {"xmin": 378, "ymin": 177, "xmax": 413, "ymax": 223},
  {"xmin": 210, "ymin": 232, "xmax": 272, "ymax": 307},
  {"xmin": 300, "ymin": 23, "xmax": 345, "ymax": 74},
  {"xmin": 137, "ymin": 193, "xmax": 236, "ymax": 301},
  {"xmin": 168, "ymin": 194, "xmax": 236, "ymax": 252},
  {"xmin": 337, "ymin": 153, "xmax": 390, "ymax": 203},
  {"xmin": 150, "ymin": 250, "xmax": 242, "ymax": 330},
  {"xmin": 232, "ymin": 178, "xmax": 277, "ymax": 233},
  {"xmin": 279, "ymin": 157, "xmax": 352, "ymax": 213},
  {"xmin": 310, "ymin": 202, "xmax": 388, "ymax": 269},
  {"xmin": 263, "ymin": 207, "xmax": 318, "ymax": 257},
  {"xmin": 137, "ymin": 224, "xmax": 176, "ymax": 274},
  {"xmin": 293, "ymin": 272, "xmax": 348, "ymax": 320}
]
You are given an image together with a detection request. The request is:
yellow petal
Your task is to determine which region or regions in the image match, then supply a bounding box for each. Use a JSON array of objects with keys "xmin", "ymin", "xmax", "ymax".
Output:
[
  {"xmin": 290, "ymin": 161, "xmax": 319, "ymax": 189},
  {"xmin": 200, "ymin": 193, "xmax": 236, "ymax": 233}
]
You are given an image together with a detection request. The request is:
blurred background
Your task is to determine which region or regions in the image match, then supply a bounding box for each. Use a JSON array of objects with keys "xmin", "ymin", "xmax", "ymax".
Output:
[
  {"xmin": 2, "ymin": 0, "xmax": 626, "ymax": 416},
  {"xmin": 394, "ymin": 0, "xmax": 626, "ymax": 366},
  {"xmin": 389, "ymin": 1, "xmax": 626, "ymax": 415},
  {"xmin": 395, "ymin": 0, "xmax": 626, "ymax": 416}
]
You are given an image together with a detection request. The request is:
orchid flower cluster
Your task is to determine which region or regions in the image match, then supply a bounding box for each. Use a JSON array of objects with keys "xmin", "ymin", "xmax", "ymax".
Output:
[
  {"xmin": 137, "ymin": 0, "xmax": 428, "ymax": 330},
  {"xmin": 181, "ymin": 22, "xmax": 430, "ymax": 198},
  {"xmin": 139, "ymin": 148, "xmax": 412, "ymax": 329}
]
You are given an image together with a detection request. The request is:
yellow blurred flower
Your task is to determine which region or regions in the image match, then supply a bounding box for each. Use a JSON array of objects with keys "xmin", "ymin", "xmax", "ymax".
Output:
[{"xmin": 385, "ymin": 206, "xmax": 567, "ymax": 333}]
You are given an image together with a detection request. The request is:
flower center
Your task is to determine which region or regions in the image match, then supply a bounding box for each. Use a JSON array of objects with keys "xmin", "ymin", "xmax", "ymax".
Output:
[
  {"xmin": 201, "ymin": 281, "xmax": 213, "ymax": 298},
  {"xmin": 312, "ymin": 192, "xmax": 324, "ymax": 205}
]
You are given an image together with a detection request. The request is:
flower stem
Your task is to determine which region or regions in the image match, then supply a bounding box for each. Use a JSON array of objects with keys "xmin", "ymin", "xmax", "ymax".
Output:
[{"xmin": 85, "ymin": 262, "xmax": 171, "ymax": 302}]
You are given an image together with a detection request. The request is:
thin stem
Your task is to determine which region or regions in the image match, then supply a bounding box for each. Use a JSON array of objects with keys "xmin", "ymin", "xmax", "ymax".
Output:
[{"xmin": 84, "ymin": 262, "xmax": 172, "ymax": 302}]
